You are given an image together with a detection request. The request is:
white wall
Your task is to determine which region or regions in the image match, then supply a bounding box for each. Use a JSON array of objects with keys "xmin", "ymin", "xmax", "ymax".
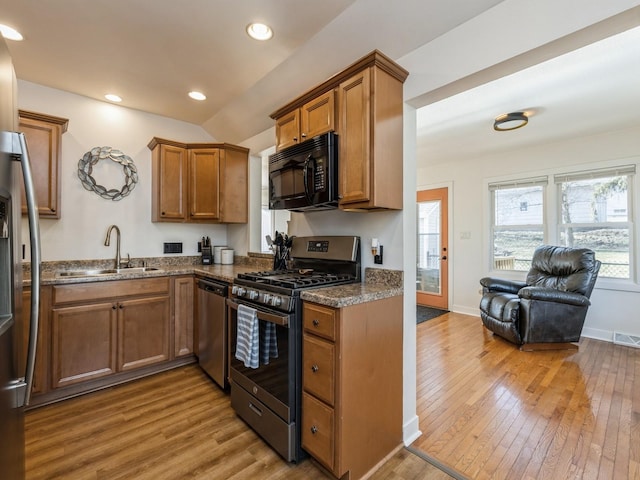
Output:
[
  {"xmin": 418, "ymin": 125, "xmax": 640, "ymax": 340},
  {"xmin": 18, "ymin": 81, "xmax": 231, "ymax": 262}
]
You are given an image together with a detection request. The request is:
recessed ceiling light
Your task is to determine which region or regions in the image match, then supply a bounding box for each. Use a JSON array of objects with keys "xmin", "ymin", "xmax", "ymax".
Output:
[
  {"xmin": 246, "ymin": 23, "xmax": 273, "ymax": 41},
  {"xmin": 0, "ymin": 24, "xmax": 23, "ymax": 41},
  {"xmin": 104, "ymin": 94, "xmax": 122, "ymax": 103},
  {"xmin": 188, "ymin": 91, "xmax": 206, "ymax": 101},
  {"xmin": 493, "ymin": 111, "xmax": 529, "ymax": 131}
]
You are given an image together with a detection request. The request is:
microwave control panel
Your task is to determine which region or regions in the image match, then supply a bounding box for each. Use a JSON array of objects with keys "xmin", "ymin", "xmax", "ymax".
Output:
[{"xmin": 313, "ymin": 158, "xmax": 326, "ymax": 192}]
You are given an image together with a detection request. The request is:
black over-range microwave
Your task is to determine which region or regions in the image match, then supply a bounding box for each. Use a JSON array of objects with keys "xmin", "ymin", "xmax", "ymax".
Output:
[{"xmin": 268, "ymin": 131, "xmax": 338, "ymax": 212}]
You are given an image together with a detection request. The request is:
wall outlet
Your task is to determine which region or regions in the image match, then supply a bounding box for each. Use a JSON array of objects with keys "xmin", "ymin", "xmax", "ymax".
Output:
[{"xmin": 163, "ymin": 242, "xmax": 183, "ymax": 254}]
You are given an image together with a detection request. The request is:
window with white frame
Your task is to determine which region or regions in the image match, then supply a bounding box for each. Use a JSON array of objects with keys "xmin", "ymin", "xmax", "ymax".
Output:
[
  {"xmin": 489, "ymin": 177, "xmax": 547, "ymax": 271},
  {"xmin": 554, "ymin": 165, "xmax": 635, "ymax": 279}
]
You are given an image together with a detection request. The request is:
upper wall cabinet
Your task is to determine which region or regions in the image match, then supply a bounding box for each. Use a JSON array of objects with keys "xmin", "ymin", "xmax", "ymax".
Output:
[
  {"xmin": 275, "ymin": 90, "xmax": 335, "ymax": 152},
  {"xmin": 19, "ymin": 110, "xmax": 69, "ymax": 219},
  {"xmin": 270, "ymin": 51, "xmax": 408, "ymax": 211},
  {"xmin": 148, "ymin": 138, "xmax": 249, "ymax": 224}
]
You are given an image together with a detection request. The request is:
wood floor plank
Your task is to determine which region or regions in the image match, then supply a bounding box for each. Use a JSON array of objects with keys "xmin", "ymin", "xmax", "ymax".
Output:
[
  {"xmin": 412, "ymin": 312, "xmax": 640, "ymax": 480},
  {"xmin": 25, "ymin": 365, "xmax": 452, "ymax": 480}
]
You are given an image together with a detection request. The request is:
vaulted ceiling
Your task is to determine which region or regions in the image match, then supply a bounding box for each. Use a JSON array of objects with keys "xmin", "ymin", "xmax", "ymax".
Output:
[{"xmin": 2, "ymin": 1, "xmax": 639, "ymax": 158}]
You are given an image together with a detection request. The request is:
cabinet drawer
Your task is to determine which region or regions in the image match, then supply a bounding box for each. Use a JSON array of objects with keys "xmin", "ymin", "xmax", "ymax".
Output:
[
  {"xmin": 302, "ymin": 392, "xmax": 334, "ymax": 471},
  {"xmin": 53, "ymin": 277, "xmax": 170, "ymax": 305},
  {"xmin": 303, "ymin": 303, "xmax": 336, "ymax": 341},
  {"xmin": 303, "ymin": 334, "xmax": 335, "ymax": 406}
]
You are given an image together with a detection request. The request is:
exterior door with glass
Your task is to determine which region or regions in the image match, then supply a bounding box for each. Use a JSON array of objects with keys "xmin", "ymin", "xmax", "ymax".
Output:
[{"xmin": 417, "ymin": 187, "xmax": 448, "ymax": 309}]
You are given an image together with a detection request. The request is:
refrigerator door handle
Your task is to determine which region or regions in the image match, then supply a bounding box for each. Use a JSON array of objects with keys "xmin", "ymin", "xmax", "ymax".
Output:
[
  {"xmin": 7, "ymin": 379, "xmax": 27, "ymax": 409},
  {"xmin": 17, "ymin": 132, "xmax": 41, "ymax": 407}
]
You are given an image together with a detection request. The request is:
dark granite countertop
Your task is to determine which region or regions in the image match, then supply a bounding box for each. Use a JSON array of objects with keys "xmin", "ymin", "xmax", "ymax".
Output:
[{"xmin": 24, "ymin": 256, "xmax": 403, "ymax": 307}]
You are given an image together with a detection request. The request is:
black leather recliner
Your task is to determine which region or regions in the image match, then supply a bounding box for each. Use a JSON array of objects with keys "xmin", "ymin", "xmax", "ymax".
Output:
[{"xmin": 479, "ymin": 245, "xmax": 601, "ymax": 350}]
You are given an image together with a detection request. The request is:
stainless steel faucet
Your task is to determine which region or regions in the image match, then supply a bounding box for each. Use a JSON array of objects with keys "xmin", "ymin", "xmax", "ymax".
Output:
[{"xmin": 104, "ymin": 225, "xmax": 129, "ymax": 269}]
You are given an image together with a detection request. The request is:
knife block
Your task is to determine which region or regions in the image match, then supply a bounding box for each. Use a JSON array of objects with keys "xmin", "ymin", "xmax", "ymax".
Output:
[{"xmin": 201, "ymin": 246, "xmax": 213, "ymax": 264}]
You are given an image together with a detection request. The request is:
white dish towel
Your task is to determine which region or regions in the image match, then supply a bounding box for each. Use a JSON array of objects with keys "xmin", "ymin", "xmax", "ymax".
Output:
[{"xmin": 235, "ymin": 304, "xmax": 259, "ymax": 369}]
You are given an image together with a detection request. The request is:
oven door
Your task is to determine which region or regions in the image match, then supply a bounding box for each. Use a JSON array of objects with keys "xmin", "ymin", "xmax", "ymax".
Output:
[{"xmin": 227, "ymin": 298, "xmax": 296, "ymax": 423}]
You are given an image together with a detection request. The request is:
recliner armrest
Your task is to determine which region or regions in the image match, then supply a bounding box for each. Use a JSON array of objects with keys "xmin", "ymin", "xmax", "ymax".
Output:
[
  {"xmin": 518, "ymin": 286, "xmax": 591, "ymax": 307},
  {"xmin": 480, "ymin": 277, "xmax": 526, "ymax": 294}
]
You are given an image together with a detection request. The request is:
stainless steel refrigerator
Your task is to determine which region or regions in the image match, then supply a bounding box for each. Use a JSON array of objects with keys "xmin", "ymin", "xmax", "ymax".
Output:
[{"xmin": 0, "ymin": 36, "xmax": 41, "ymax": 480}]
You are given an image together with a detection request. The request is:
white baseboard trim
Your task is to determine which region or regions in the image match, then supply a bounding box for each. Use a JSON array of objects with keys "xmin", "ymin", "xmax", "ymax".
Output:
[
  {"xmin": 582, "ymin": 327, "xmax": 614, "ymax": 342},
  {"xmin": 403, "ymin": 414, "xmax": 422, "ymax": 446},
  {"xmin": 450, "ymin": 304, "xmax": 480, "ymax": 316}
]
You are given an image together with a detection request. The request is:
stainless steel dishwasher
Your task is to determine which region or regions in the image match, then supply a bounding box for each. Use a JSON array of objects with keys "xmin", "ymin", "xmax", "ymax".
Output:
[{"xmin": 197, "ymin": 278, "xmax": 229, "ymax": 389}]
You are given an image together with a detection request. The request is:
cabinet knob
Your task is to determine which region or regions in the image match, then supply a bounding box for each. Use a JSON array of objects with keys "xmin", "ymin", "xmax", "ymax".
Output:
[
  {"xmin": 312, "ymin": 319, "xmax": 319, "ymax": 327},
  {"xmin": 311, "ymin": 364, "xmax": 319, "ymax": 373},
  {"xmin": 293, "ymin": 137, "xmax": 298, "ymax": 142},
  {"xmin": 112, "ymin": 305, "xmax": 117, "ymax": 310},
  {"xmin": 310, "ymin": 425, "xmax": 318, "ymax": 435},
  {"xmin": 301, "ymin": 133, "xmax": 307, "ymax": 138},
  {"xmin": 119, "ymin": 304, "xmax": 124, "ymax": 309},
  {"xmin": 161, "ymin": 211, "xmax": 166, "ymax": 215},
  {"xmin": 51, "ymin": 208, "xmax": 56, "ymax": 213}
]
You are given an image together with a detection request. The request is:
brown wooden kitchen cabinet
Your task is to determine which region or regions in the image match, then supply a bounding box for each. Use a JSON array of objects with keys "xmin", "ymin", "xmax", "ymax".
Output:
[
  {"xmin": 19, "ymin": 110, "xmax": 68, "ymax": 219},
  {"xmin": 275, "ymin": 90, "xmax": 335, "ymax": 151},
  {"xmin": 270, "ymin": 51, "xmax": 407, "ymax": 211},
  {"xmin": 149, "ymin": 138, "xmax": 249, "ymax": 224},
  {"xmin": 49, "ymin": 277, "xmax": 170, "ymax": 390},
  {"xmin": 173, "ymin": 276, "xmax": 195, "ymax": 358},
  {"xmin": 337, "ymin": 64, "xmax": 405, "ymax": 210},
  {"xmin": 301, "ymin": 295, "xmax": 403, "ymax": 480}
]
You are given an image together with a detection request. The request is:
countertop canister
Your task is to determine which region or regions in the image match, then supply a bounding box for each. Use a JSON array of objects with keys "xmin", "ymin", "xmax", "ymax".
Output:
[
  {"xmin": 213, "ymin": 246, "xmax": 227, "ymax": 264},
  {"xmin": 221, "ymin": 248, "xmax": 234, "ymax": 265}
]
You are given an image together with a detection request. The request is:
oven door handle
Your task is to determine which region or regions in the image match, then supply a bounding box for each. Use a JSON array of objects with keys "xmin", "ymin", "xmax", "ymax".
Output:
[{"xmin": 226, "ymin": 298, "xmax": 290, "ymax": 327}]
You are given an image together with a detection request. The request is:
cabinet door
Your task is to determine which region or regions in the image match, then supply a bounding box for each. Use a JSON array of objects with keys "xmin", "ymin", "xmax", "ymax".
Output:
[
  {"xmin": 300, "ymin": 90, "xmax": 335, "ymax": 141},
  {"xmin": 51, "ymin": 302, "xmax": 117, "ymax": 388},
  {"xmin": 189, "ymin": 148, "xmax": 220, "ymax": 221},
  {"xmin": 174, "ymin": 276, "xmax": 194, "ymax": 358},
  {"xmin": 117, "ymin": 295, "xmax": 170, "ymax": 371},
  {"xmin": 338, "ymin": 69, "xmax": 371, "ymax": 205},
  {"xmin": 218, "ymin": 147, "xmax": 248, "ymax": 223},
  {"xmin": 275, "ymin": 109, "xmax": 300, "ymax": 151},
  {"xmin": 155, "ymin": 144, "xmax": 188, "ymax": 221},
  {"xmin": 19, "ymin": 114, "xmax": 65, "ymax": 218}
]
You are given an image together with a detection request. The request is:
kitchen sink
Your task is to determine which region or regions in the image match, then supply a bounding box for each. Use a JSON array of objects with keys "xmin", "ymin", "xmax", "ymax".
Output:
[{"xmin": 56, "ymin": 267, "xmax": 162, "ymax": 278}]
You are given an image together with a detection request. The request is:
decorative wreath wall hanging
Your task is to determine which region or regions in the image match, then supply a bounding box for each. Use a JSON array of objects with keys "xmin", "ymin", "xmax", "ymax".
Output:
[{"xmin": 77, "ymin": 146, "xmax": 138, "ymax": 201}]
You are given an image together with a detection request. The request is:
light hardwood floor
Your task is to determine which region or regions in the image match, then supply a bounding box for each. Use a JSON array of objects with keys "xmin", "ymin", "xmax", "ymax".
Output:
[
  {"xmin": 25, "ymin": 365, "xmax": 452, "ymax": 480},
  {"xmin": 413, "ymin": 312, "xmax": 640, "ymax": 480},
  {"xmin": 26, "ymin": 311, "xmax": 639, "ymax": 479}
]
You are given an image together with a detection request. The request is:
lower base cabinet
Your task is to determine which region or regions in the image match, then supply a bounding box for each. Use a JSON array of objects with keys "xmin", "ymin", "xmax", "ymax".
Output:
[
  {"xmin": 302, "ymin": 295, "xmax": 404, "ymax": 480},
  {"xmin": 26, "ymin": 276, "xmax": 189, "ymax": 406},
  {"xmin": 51, "ymin": 302, "xmax": 118, "ymax": 388}
]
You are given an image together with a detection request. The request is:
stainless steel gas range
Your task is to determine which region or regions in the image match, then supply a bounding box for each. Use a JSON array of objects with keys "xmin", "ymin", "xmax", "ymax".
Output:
[{"xmin": 226, "ymin": 236, "xmax": 361, "ymax": 462}]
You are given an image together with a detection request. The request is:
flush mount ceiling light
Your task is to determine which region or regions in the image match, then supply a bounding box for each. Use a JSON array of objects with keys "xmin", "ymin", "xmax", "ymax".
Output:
[
  {"xmin": 188, "ymin": 91, "xmax": 206, "ymax": 101},
  {"xmin": 494, "ymin": 111, "xmax": 529, "ymax": 131},
  {"xmin": 104, "ymin": 94, "xmax": 122, "ymax": 103},
  {"xmin": 246, "ymin": 22, "xmax": 273, "ymax": 41},
  {"xmin": 0, "ymin": 24, "xmax": 23, "ymax": 41}
]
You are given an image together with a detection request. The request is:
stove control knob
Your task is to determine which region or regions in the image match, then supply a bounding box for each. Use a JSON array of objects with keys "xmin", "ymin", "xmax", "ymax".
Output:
[
  {"xmin": 236, "ymin": 287, "xmax": 246, "ymax": 297},
  {"xmin": 271, "ymin": 296, "xmax": 282, "ymax": 307},
  {"xmin": 248, "ymin": 290, "xmax": 259, "ymax": 300},
  {"xmin": 263, "ymin": 294, "xmax": 272, "ymax": 304}
]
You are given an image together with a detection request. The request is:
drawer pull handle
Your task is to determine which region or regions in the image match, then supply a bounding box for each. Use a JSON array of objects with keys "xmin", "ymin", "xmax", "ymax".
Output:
[
  {"xmin": 311, "ymin": 425, "xmax": 318, "ymax": 434},
  {"xmin": 311, "ymin": 364, "xmax": 319, "ymax": 373},
  {"xmin": 248, "ymin": 402, "xmax": 263, "ymax": 417},
  {"xmin": 312, "ymin": 319, "xmax": 319, "ymax": 327}
]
